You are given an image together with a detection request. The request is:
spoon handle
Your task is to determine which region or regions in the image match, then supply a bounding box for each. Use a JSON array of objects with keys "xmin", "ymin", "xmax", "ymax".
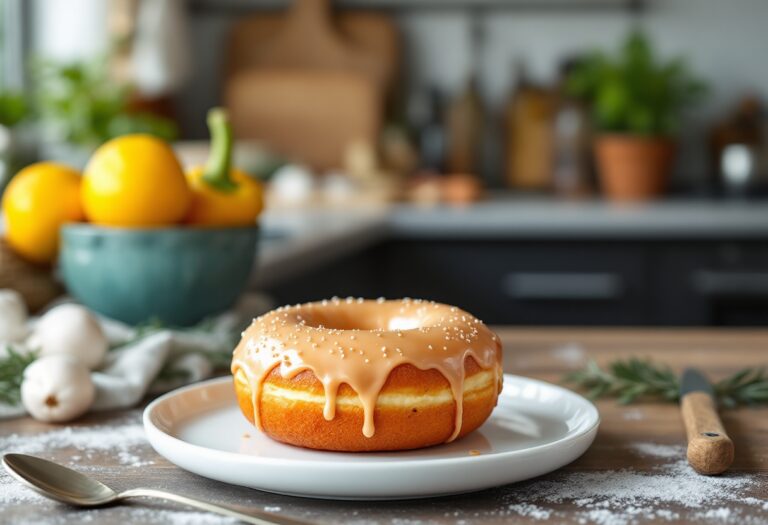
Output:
[{"xmin": 119, "ymin": 488, "xmax": 307, "ymax": 525}]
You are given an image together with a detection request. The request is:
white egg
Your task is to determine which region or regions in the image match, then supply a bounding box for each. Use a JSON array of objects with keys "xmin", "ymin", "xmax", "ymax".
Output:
[
  {"xmin": 34, "ymin": 304, "xmax": 108, "ymax": 369},
  {"xmin": 21, "ymin": 355, "xmax": 95, "ymax": 422},
  {"xmin": 0, "ymin": 289, "xmax": 28, "ymax": 342}
]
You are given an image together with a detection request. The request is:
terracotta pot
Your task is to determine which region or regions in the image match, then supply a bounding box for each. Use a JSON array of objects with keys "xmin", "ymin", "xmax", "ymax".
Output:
[{"xmin": 595, "ymin": 135, "xmax": 676, "ymax": 202}]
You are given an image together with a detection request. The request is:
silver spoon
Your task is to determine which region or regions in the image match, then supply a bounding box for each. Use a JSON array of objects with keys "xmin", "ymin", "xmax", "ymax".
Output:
[{"xmin": 3, "ymin": 453, "xmax": 310, "ymax": 525}]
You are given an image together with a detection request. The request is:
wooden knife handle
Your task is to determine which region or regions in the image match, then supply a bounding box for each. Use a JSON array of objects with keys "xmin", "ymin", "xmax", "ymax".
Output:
[{"xmin": 681, "ymin": 391, "xmax": 734, "ymax": 475}]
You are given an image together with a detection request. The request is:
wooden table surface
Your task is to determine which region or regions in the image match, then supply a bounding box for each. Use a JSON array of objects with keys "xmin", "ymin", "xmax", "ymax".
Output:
[{"xmin": 2, "ymin": 328, "xmax": 768, "ymax": 524}]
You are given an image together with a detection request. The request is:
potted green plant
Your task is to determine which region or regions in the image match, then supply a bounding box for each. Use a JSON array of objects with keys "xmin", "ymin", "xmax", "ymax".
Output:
[{"xmin": 567, "ymin": 31, "xmax": 706, "ymax": 201}]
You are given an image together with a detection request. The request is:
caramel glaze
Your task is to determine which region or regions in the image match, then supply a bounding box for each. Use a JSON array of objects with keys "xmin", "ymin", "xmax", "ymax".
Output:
[{"xmin": 231, "ymin": 297, "xmax": 503, "ymax": 441}]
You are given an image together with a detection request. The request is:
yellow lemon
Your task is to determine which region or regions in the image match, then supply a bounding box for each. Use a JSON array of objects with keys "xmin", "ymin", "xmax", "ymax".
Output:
[
  {"xmin": 2, "ymin": 162, "xmax": 83, "ymax": 264},
  {"xmin": 82, "ymin": 134, "xmax": 191, "ymax": 226}
]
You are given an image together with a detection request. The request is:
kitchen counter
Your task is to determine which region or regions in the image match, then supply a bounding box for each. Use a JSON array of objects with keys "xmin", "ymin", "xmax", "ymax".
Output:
[
  {"xmin": 254, "ymin": 197, "xmax": 768, "ymax": 289},
  {"xmin": 387, "ymin": 198, "xmax": 768, "ymax": 239},
  {"xmin": 260, "ymin": 198, "xmax": 768, "ymax": 245},
  {"xmin": 3, "ymin": 328, "xmax": 767, "ymax": 524},
  {"xmin": 254, "ymin": 207, "xmax": 388, "ymax": 287}
]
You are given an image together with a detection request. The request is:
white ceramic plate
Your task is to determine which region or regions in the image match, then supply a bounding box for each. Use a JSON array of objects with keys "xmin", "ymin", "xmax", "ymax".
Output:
[{"xmin": 143, "ymin": 375, "xmax": 599, "ymax": 500}]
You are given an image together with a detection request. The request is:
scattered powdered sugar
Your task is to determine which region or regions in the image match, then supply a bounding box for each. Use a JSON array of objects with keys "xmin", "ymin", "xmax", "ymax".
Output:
[
  {"xmin": 742, "ymin": 497, "xmax": 768, "ymax": 511},
  {"xmin": 621, "ymin": 409, "xmax": 645, "ymax": 421},
  {"xmin": 488, "ymin": 441, "xmax": 766, "ymax": 524},
  {"xmin": 696, "ymin": 507, "xmax": 733, "ymax": 521},
  {"xmin": 0, "ymin": 468, "xmax": 46, "ymax": 505},
  {"xmin": 1, "ymin": 506, "xmax": 239, "ymax": 525},
  {"xmin": 506, "ymin": 503, "xmax": 552, "ymax": 520},
  {"xmin": 629, "ymin": 441, "xmax": 683, "ymax": 459},
  {"xmin": 114, "ymin": 508, "xmax": 238, "ymax": 525},
  {"xmin": 1, "ymin": 466, "xmax": 240, "ymax": 525},
  {"xmin": 0, "ymin": 413, "xmax": 263, "ymax": 525},
  {"xmin": 521, "ymin": 461, "xmax": 751, "ymax": 512},
  {"xmin": 0, "ymin": 412, "xmax": 155, "ymax": 507},
  {"xmin": 551, "ymin": 343, "xmax": 587, "ymax": 366},
  {"xmin": 0, "ymin": 412, "xmax": 152, "ymax": 468},
  {"xmin": 2, "ymin": 416, "xmax": 766, "ymax": 525}
]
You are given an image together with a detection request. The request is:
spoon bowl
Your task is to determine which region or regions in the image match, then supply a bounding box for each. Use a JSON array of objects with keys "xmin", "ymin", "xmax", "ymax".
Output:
[
  {"xmin": 2, "ymin": 453, "xmax": 307, "ymax": 524},
  {"xmin": 4, "ymin": 453, "xmax": 117, "ymax": 506}
]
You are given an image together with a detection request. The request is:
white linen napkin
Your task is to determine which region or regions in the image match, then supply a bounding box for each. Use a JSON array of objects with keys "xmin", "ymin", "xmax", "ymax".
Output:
[{"xmin": 0, "ymin": 293, "xmax": 272, "ymax": 419}]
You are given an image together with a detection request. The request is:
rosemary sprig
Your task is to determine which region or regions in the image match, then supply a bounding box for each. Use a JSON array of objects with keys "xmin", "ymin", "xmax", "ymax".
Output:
[
  {"xmin": 564, "ymin": 358, "xmax": 768, "ymax": 407},
  {"xmin": 0, "ymin": 346, "xmax": 37, "ymax": 406},
  {"xmin": 715, "ymin": 368, "xmax": 768, "ymax": 408},
  {"xmin": 564, "ymin": 358, "xmax": 679, "ymax": 404}
]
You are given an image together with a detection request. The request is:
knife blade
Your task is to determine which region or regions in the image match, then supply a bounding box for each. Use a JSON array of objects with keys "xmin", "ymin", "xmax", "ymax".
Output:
[{"xmin": 680, "ymin": 368, "xmax": 734, "ymax": 475}]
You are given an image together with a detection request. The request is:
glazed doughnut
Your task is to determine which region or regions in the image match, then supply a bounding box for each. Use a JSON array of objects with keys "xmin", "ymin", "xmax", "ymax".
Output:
[{"xmin": 231, "ymin": 298, "xmax": 503, "ymax": 452}]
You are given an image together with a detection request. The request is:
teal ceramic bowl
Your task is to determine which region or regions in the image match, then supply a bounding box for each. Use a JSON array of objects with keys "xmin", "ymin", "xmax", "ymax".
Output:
[{"xmin": 60, "ymin": 224, "xmax": 259, "ymax": 326}]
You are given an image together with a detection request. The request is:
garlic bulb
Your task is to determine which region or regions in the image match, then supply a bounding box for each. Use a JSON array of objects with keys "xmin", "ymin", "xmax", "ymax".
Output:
[
  {"xmin": 0, "ymin": 289, "xmax": 28, "ymax": 342},
  {"xmin": 34, "ymin": 304, "xmax": 108, "ymax": 369},
  {"xmin": 21, "ymin": 355, "xmax": 95, "ymax": 422}
]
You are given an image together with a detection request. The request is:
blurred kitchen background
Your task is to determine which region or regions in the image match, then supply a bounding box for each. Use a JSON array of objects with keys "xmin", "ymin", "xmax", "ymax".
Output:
[{"xmin": 4, "ymin": 0, "xmax": 768, "ymax": 326}]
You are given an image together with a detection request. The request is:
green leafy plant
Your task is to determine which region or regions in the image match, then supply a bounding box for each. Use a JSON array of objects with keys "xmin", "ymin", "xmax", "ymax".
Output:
[
  {"xmin": 33, "ymin": 58, "xmax": 177, "ymax": 146},
  {"xmin": 0, "ymin": 91, "xmax": 27, "ymax": 128},
  {"xmin": 0, "ymin": 346, "xmax": 37, "ymax": 406},
  {"xmin": 565, "ymin": 358, "xmax": 768, "ymax": 407},
  {"xmin": 566, "ymin": 30, "xmax": 707, "ymax": 136}
]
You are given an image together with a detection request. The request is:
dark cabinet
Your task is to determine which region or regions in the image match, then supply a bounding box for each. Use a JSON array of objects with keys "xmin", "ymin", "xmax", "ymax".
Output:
[
  {"xmin": 263, "ymin": 237, "xmax": 768, "ymax": 326},
  {"xmin": 655, "ymin": 241, "xmax": 768, "ymax": 326},
  {"xmin": 384, "ymin": 240, "xmax": 652, "ymax": 325}
]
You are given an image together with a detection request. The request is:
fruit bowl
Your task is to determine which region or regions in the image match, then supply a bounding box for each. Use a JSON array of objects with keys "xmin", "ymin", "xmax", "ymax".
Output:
[{"xmin": 60, "ymin": 224, "xmax": 258, "ymax": 326}]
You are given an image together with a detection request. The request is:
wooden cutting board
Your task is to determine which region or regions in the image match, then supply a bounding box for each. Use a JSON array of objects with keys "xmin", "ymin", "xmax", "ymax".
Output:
[
  {"xmin": 226, "ymin": 0, "xmax": 399, "ymax": 95},
  {"xmin": 226, "ymin": 69, "xmax": 380, "ymax": 171}
]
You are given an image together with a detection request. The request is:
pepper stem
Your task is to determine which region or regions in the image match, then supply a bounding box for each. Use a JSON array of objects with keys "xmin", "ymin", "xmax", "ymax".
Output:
[{"xmin": 202, "ymin": 107, "xmax": 238, "ymax": 192}]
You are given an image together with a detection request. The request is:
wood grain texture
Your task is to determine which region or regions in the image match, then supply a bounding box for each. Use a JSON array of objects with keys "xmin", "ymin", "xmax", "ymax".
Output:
[
  {"xmin": 681, "ymin": 391, "xmax": 735, "ymax": 475},
  {"xmin": 2, "ymin": 328, "xmax": 768, "ymax": 524}
]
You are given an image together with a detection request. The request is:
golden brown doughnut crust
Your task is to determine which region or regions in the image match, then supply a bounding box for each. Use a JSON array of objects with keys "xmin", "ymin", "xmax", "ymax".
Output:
[
  {"xmin": 234, "ymin": 356, "xmax": 502, "ymax": 451},
  {"xmin": 231, "ymin": 298, "xmax": 503, "ymax": 451}
]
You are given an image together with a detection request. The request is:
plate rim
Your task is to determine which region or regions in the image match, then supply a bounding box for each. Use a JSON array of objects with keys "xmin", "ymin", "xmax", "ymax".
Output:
[{"xmin": 143, "ymin": 374, "xmax": 600, "ymax": 470}]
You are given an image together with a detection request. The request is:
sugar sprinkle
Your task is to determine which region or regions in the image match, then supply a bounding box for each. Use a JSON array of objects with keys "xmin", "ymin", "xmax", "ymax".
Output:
[
  {"xmin": 0, "ymin": 413, "xmax": 151, "ymax": 469},
  {"xmin": 2, "ymin": 413, "xmax": 766, "ymax": 525},
  {"xmin": 485, "ymin": 442, "xmax": 766, "ymax": 524}
]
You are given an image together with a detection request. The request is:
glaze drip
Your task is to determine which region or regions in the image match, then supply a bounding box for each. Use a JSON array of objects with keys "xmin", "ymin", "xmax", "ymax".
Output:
[{"xmin": 231, "ymin": 297, "xmax": 502, "ymax": 441}]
